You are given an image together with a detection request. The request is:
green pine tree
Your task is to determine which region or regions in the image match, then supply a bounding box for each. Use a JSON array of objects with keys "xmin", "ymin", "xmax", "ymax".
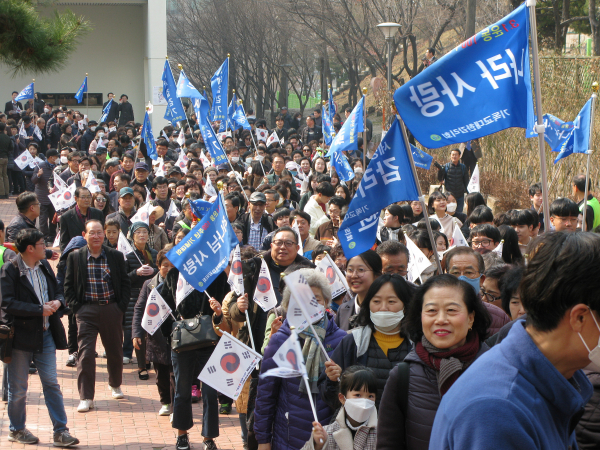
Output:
[{"xmin": 0, "ymin": 0, "xmax": 91, "ymax": 76}]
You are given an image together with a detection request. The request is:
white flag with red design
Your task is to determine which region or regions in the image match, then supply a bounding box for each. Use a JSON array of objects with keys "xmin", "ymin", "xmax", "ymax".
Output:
[
  {"xmin": 177, "ymin": 130, "xmax": 185, "ymax": 147},
  {"xmin": 284, "ymin": 270, "xmax": 324, "ymax": 333},
  {"xmin": 198, "ymin": 331, "xmax": 262, "ymax": 400},
  {"xmin": 130, "ymin": 202, "xmax": 151, "ymax": 225},
  {"xmin": 176, "ymin": 272, "xmax": 195, "ymax": 307},
  {"xmin": 227, "ymin": 245, "xmax": 244, "ymax": 295},
  {"xmin": 200, "ymin": 150, "xmax": 212, "ymax": 169},
  {"xmin": 252, "ymin": 258, "xmax": 277, "ymax": 312},
  {"xmin": 53, "ymin": 174, "xmax": 67, "ymax": 193},
  {"xmin": 175, "ymin": 150, "xmax": 189, "ymax": 174},
  {"xmin": 467, "ymin": 164, "xmax": 480, "ymax": 193},
  {"xmin": 141, "ymin": 288, "xmax": 172, "ymax": 335},
  {"xmin": 48, "ymin": 183, "xmax": 76, "ymax": 211},
  {"xmin": 316, "ymin": 253, "xmax": 348, "ymax": 298},
  {"xmin": 15, "ymin": 149, "xmax": 34, "ymax": 170},
  {"xmin": 266, "ymin": 131, "xmax": 279, "ymax": 147},
  {"xmin": 117, "ymin": 231, "xmax": 135, "ymax": 259},
  {"xmin": 256, "ymin": 128, "xmax": 268, "ymax": 142},
  {"xmin": 260, "ymin": 331, "xmax": 307, "ymax": 379},
  {"xmin": 84, "ymin": 170, "xmax": 101, "ymax": 194},
  {"xmin": 167, "ymin": 200, "xmax": 180, "ymax": 219}
]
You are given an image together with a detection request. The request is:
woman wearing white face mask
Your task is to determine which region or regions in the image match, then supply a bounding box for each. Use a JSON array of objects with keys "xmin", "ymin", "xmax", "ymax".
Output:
[
  {"xmin": 428, "ymin": 190, "xmax": 462, "ymax": 240},
  {"xmin": 444, "ymin": 191, "xmax": 467, "ymax": 225},
  {"xmin": 320, "ymin": 275, "xmax": 412, "ymax": 409},
  {"xmin": 88, "ymin": 126, "xmax": 108, "ymax": 155},
  {"xmin": 303, "ymin": 366, "xmax": 378, "ymax": 450}
]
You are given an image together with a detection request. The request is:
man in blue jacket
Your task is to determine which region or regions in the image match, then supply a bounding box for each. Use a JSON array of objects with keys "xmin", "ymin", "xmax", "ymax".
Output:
[{"xmin": 429, "ymin": 231, "xmax": 598, "ymax": 450}]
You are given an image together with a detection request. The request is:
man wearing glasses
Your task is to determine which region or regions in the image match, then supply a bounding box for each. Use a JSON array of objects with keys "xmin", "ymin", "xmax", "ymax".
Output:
[
  {"xmin": 58, "ymin": 187, "xmax": 104, "ymax": 252},
  {"xmin": 549, "ymin": 198, "xmax": 580, "ymax": 232},
  {"xmin": 469, "ymin": 224, "xmax": 501, "ymax": 256},
  {"xmin": 59, "ymin": 152, "xmax": 81, "ymax": 183}
]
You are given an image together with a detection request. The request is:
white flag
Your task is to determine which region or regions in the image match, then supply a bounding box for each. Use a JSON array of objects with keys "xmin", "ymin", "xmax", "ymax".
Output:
[
  {"xmin": 216, "ymin": 130, "xmax": 232, "ymax": 142},
  {"xmin": 141, "ymin": 288, "xmax": 172, "ymax": 335},
  {"xmin": 405, "ymin": 236, "xmax": 434, "ymax": 283},
  {"xmin": 131, "ymin": 202, "xmax": 151, "ymax": 225},
  {"xmin": 467, "ymin": 164, "xmax": 480, "ymax": 193},
  {"xmin": 266, "ymin": 131, "xmax": 280, "ymax": 147},
  {"xmin": 48, "ymin": 183, "xmax": 76, "ymax": 211},
  {"xmin": 451, "ymin": 225, "xmax": 469, "ymax": 248},
  {"xmin": 284, "ymin": 270, "xmax": 324, "ymax": 333},
  {"xmin": 33, "ymin": 125, "xmax": 42, "ymax": 141},
  {"xmin": 117, "ymin": 231, "xmax": 135, "ymax": 259},
  {"xmin": 177, "ymin": 130, "xmax": 185, "ymax": 147},
  {"xmin": 147, "ymin": 101, "xmax": 154, "ymax": 114},
  {"xmin": 53, "ymin": 174, "xmax": 67, "ymax": 193},
  {"xmin": 205, "ymin": 182, "xmax": 217, "ymax": 198},
  {"xmin": 253, "ymin": 258, "xmax": 278, "ymax": 312},
  {"xmin": 52, "ymin": 232, "xmax": 60, "ymax": 249},
  {"xmin": 175, "ymin": 150, "xmax": 189, "ymax": 174},
  {"xmin": 316, "ymin": 253, "xmax": 348, "ymax": 299},
  {"xmin": 15, "ymin": 149, "xmax": 34, "ymax": 170},
  {"xmin": 227, "ymin": 245, "xmax": 244, "ymax": 296},
  {"xmin": 256, "ymin": 128, "xmax": 268, "ymax": 142},
  {"xmin": 200, "ymin": 151, "xmax": 211, "ymax": 169},
  {"xmin": 198, "ymin": 331, "xmax": 262, "ymax": 400},
  {"xmin": 167, "ymin": 200, "xmax": 180, "ymax": 219},
  {"xmin": 261, "ymin": 331, "xmax": 307, "ymax": 379},
  {"xmin": 145, "ymin": 186, "xmax": 152, "ymax": 202},
  {"xmin": 84, "ymin": 170, "xmax": 101, "ymax": 194},
  {"xmin": 292, "ymin": 220, "xmax": 304, "ymax": 255},
  {"xmin": 176, "ymin": 272, "xmax": 195, "ymax": 307},
  {"xmin": 19, "ymin": 123, "xmax": 28, "ymax": 140},
  {"xmin": 492, "ymin": 240, "xmax": 504, "ymax": 256},
  {"xmin": 77, "ymin": 120, "xmax": 86, "ymax": 131}
]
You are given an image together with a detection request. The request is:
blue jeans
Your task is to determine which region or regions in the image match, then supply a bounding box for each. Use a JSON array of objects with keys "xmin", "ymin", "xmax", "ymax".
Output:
[
  {"xmin": 171, "ymin": 348, "xmax": 219, "ymax": 437},
  {"xmin": 7, "ymin": 329, "xmax": 68, "ymax": 433}
]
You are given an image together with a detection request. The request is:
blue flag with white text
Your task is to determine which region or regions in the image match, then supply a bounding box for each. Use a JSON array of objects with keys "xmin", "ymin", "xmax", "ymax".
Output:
[
  {"xmin": 15, "ymin": 83, "xmax": 34, "ymax": 102},
  {"xmin": 326, "ymin": 97, "xmax": 364, "ymax": 156},
  {"xmin": 219, "ymin": 93, "xmax": 238, "ymax": 132},
  {"xmin": 553, "ymin": 98, "xmax": 593, "ymax": 163},
  {"xmin": 177, "ymin": 69, "xmax": 202, "ymax": 99},
  {"xmin": 196, "ymin": 107, "xmax": 228, "ymax": 166},
  {"xmin": 141, "ymin": 112, "xmax": 158, "ymax": 160},
  {"xmin": 526, "ymin": 113, "xmax": 574, "ymax": 151},
  {"xmin": 100, "ymin": 99, "xmax": 113, "ymax": 123},
  {"xmin": 410, "ymin": 144, "xmax": 434, "ymax": 170},
  {"xmin": 75, "ymin": 76, "xmax": 87, "ymax": 103},
  {"xmin": 190, "ymin": 199, "xmax": 213, "ymax": 219},
  {"xmin": 211, "ymin": 59, "xmax": 229, "ymax": 121},
  {"xmin": 338, "ymin": 119, "xmax": 419, "ymax": 259},
  {"xmin": 394, "ymin": 3, "xmax": 534, "ymax": 148},
  {"xmin": 192, "ymin": 95, "xmax": 210, "ymax": 125},
  {"xmin": 322, "ymin": 105, "xmax": 334, "ymax": 146},
  {"xmin": 166, "ymin": 195, "xmax": 239, "ymax": 291},
  {"xmin": 330, "ymin": 151, "xmax": 355, "ymax": 182},
  {"xmin": 232, "ymin": 105, "xmax": 251, "ymax": 131},
  {"xmin": 163, "ymin": 60, "xmax": 187, "ymax": 123}
]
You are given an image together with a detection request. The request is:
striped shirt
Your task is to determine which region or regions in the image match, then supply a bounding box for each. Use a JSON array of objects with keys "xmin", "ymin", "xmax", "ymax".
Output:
[
  {"xmin": 248, "ymin": 219, "xmax": 267, "ymax": 250},
  {"xmin": 23, "ymin": 260, "xmax": 49, "ymax": 330},
  {"xmin": 85, "ymin": 249, "xmax": 116, "ymax": 303}
]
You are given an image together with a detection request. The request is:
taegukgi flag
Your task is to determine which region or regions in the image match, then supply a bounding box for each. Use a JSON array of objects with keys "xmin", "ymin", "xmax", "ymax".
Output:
[
  {"xmin": 252, "ymin": 258, "xmax": 277, "ymax": 312},
  {"xmin": 141, "ymin": 288, "xmax": 172, "ymax": 335}
]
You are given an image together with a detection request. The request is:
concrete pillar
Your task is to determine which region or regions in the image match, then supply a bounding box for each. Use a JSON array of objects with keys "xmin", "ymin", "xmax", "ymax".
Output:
[{"xmin": 144, "ymin": 0, "xmax": 168, "ymax": 131}]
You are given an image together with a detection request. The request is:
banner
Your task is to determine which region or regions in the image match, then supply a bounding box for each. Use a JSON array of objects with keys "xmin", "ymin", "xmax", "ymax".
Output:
[
  {"xmin": 166, "ymin": 195, "xmax": 239, "ymax": 291},
  {"xmin": 322, "ymin": 104, "xmax": 335, "ymax": 146},
  {"xmin": 75, "ymin": 76, "xmax": 87, "ymax": 103},
  {"xmin": 467, "ymin": 164, "xmax": 480, "ymax": 192},
  {"xmin": 163, "ymin": 60, "xmax": 187, "ymax": 123},
  {"xmin": 199, "ymin": 116, "xmax": 229, "ymax": 166},
  {"xmin": 227, "ymin": 245, "xmax": 244, "ymax": 296},
  {"xmin": 253, "ymin": 258, "xmax": 278, "ymax": 312},
  {"xmin": 141, "ymin": 288, "xmax": 172, "ymax": 335},
  {"xmin": 326, "ymin": 97, "xmax": 364, "ymax": 156},
  {"xmin": 219, "ymin": 93, "xmax": 237, "ymax": 132},
  {"xmin": 15, "ymin": 82, "xmax": 34, "ymax": 102},
  {"xmin": 210, "ymin": 58, "xmax": 229, "ymax": 121},
  {"xmin": 176, "ymin": 69, "xmax": 202, "ymax": 99},
  {"xmin": 338, "ymin": 119, "xmax": 419, "ymax": 259},
  {"xmin": 315, "ymin": 253, "xmax": 349, "ymax": 299},
  {"xmin": 394, "ymin": 3, "xmax": 534, "ymax": 148},
  {"xmin": 199, "ymin": 331, "xmax": 262, "ymax": 400},
  {"xmin": 141, "ymin": 111, "xmax": 158, "ymax": 160}
]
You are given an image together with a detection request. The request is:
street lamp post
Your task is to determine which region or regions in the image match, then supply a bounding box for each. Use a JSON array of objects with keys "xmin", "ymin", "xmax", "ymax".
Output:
[{"xmin": 377, "ymin": 22, "xmax": 401, "ymax": 125}]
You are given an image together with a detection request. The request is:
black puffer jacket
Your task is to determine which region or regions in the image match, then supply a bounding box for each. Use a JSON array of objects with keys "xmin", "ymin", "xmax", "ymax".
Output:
[
  {"xmin": 125, "ymin": 246, "xmax": 158, "ymax": 330},
  {"xmin": 376, "ymin": 345, "xmax": 488, "ymax": 450},
  {"xmin": 435, "ymin": 161, "xmax": 469, "ymax": 197},
  {"xmin": 576, "ymin": 369, "xmax": 600, "ymax": 449},
  {"xmin": 318, "ymin": 328, "xmax": 412, "ymax": 409}
]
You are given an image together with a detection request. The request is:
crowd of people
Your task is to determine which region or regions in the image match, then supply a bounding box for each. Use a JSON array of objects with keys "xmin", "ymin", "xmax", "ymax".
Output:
[{"xmin": 0, "ymin": 91, "xmax": 599, "ymax": 450}]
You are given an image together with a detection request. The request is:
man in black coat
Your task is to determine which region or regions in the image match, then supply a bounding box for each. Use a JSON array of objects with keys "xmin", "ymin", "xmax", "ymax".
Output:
[
  {"xmin": 4, "ymin": 91, "xmax": 23, "ymax": 115},
  {"xmin": 234, "ymin": 191, "xmax": 275, "ymax": 249},
  {"xmin": 1, "ymin": 228, "xmax": 79, "ymax": 446},
  {"xmin": 64, "ymin": 220, "xmax": 131, "ymax": 412},
  {"xmin": 434, "ymin": 148, "xmax": 470, "ymax": 213},
  {"xmin": 102, "ymin": 93, "xmax": 119, "ymax": 123},
  {"xmin": 117, "ymin": 94, "xmax": 134, "ymax": 126},
  {"xmin": 58, "ymin": 187, "xmax": 104, "ymax": 252}
]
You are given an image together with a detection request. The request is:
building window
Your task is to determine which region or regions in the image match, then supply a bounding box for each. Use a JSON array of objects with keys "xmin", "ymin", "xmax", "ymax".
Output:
[{"xmin": 39, "ymin": 93, "xmax": 103, "ymax": 108}]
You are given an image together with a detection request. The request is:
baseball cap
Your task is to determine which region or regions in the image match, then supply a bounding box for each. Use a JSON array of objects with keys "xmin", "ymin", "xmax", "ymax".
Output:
[
  {"xmin": 134, "ymin": 162, "xmax": 150, "ymax": 172},
  {"xmin": 249, "ymin": 192, "xmax": 266, "ymax": 203},
  {"xmin": 217, "ymin": 163, "xmax": 229, "ymax": 172},
  {"xmin": 119, "ymin": 187, "xmax": 134, "ymax": 198}
]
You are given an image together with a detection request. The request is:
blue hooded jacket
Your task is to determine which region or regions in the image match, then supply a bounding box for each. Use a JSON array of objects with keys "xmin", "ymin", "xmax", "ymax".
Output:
[{"xmin": 429, "ymin": 320, "xmax": 593, "ymax": 450}]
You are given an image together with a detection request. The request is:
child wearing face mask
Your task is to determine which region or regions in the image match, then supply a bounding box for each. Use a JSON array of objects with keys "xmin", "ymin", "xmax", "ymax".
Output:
[{"xmin": 304, "ymin": 366, "xmax": 378, "ymax": 450}]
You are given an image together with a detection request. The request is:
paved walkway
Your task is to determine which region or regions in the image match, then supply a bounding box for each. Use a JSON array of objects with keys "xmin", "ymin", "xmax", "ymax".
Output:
[{"xmin": 0, "ymin": 197, "xmax": 245, "ymax": 449}]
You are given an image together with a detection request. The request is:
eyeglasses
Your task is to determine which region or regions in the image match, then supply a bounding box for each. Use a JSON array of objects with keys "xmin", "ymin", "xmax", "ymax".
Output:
[
  {"xmin": 346, "ymin": 267, "xmax": 373, "ymax": 277},
  {"xmin": 471, "ymin": 238, "xmax": 493, "ymax": 248},
  {"xmin": 272, "ymin": 239, "xmax": 296, "ymax": 248},
  {"xmin": 78, "ymin": 196, "xmax": 92, "ymax": 200},
  {"xmin": 86, "ymin": 232, "xmax": 104, "ymax": 237},
  {"xmin": 95, "ymin": 198, "xmax": 107, "ymax": 203},
  {"xmin": 35, "ymin": 242, "xmax": 45, "ymax": 247},
  {"xmin": 551, "ymin": 216, "xmax": 578, "ymax": 225},
  {"xmin": 481, "ymin": 287, "xmax": 501, "ymax": 303}
]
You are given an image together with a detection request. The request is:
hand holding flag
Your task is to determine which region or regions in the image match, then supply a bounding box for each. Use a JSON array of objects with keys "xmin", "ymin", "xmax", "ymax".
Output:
[{"xmin": 141, "ymin": 288, "xmax": 173, "ymax": 335}]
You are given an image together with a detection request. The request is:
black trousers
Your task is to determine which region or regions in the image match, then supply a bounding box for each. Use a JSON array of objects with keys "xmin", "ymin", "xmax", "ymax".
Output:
[{"xmin": 39, "ymin": 203, "xmax": 56, "ymax": 243}]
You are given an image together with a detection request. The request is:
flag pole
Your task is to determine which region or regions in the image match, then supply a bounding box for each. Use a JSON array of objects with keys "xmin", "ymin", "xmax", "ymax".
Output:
[
  {"xmin": 362, "ymin": 87, "xmax": 367, "ymax": 170},
  {"xmin": 240, "ymin": 100, "xmax": 267, "ymax": 177},
  {"xmin": 528, "ymin": 0, "xmax": 550, "ymax": 232},
  {"xmin": 170, "ymin": 57, "xmax": 192, "ymax": 131},
  {"xmin": 582, "ymin": 83, "xmax": 598, "ymax": 231},
  {"xmin": 85, "ymin": 73, "xmax": 89, "ymax": 121},
  {"xmin": 225, "ymin": 54, "xmax": 230, "ymax": 136},
  {"xmin": 397, "ymin": 115, "xmax": 443, "ymax": 274}
]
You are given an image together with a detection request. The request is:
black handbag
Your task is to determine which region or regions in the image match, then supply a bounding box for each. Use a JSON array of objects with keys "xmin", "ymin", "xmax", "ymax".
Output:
[{"xmin": 170, "ymin": 314, "xmax": 218, "ymax": 353}]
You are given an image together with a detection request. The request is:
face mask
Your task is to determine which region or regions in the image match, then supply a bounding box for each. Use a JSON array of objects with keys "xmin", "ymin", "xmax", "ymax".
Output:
[
  {"xmin": 104, "ymin": 127, "xmax": 109, "ymax": 132},
  {"xmin": 446, "ymin": 202, "xmax": 457, "ymax": 213},
  {"xmin": 60, "ymin": 156, "xmax": 68, "ymax": 164},
  {"xmin": 344, "ymin": 398, "xmax": 375, "ymax": 423},
  {"xmin": 458, "ymin": 275, "xmax": 481, "ymax": 294},
  {"xmin": 579, "ymin": 310, "xmax": 600, "ymax": 371},
  {"xmin": 370, "ymin": 310, "xmax": 404, "ymax": 333},
  {"xmin": 44, "ymin": 108, "xmax": 50, "ymax": 113},
  {"xmin": 246, "ymin": 157, "xmax": 253, "ymax": 164},
  {"xmin": 98, "ymin": 132, "xmax": 105, "ymax": 138},
  {"xmin": 355, "ymin": 169, "xmax": 363, "ymax": 175},
  {"xmin": 256, "ymin": 155, "xmax": 264, "ymax": 162},
  {"xmin": 90, "ymin": 126, "xmax": 96, "ymax": 132},
  {"xmin": 231, "ymin": 156, "xmax": 239, "ymax": 163}
]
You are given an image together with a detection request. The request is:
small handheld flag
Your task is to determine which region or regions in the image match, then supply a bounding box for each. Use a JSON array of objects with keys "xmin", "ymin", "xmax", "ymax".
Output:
[
  {"xmin": 252, "ymin": 258, "xmax": 277, "ymax": 312},
  {"xmin": 227, "ymin": 245, "xmax": 244, "ymax": 296},
  {"xmin": 141, "ymin": 288, "xmax": 172, "ymax": 335},
  {"xmin": 467, "ymin": 164, "xmax": 480, "ymax": 193}
]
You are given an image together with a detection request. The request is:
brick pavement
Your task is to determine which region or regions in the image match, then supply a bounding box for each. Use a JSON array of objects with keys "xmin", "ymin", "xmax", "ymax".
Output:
[{"xmin": 0, "ymin": 197, "xmax": 246, "ymax": 449}]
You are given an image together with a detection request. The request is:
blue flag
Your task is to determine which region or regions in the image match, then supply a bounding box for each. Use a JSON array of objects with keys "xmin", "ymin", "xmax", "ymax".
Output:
[
  {"xmin": 328, "ymin": 88, "xmax": 336, "ymax": 117},
  {"xmin": 394, "ymin": 3, "xmax": 534, "ymax": 148},
  {"xmin": 177, "ymin": 69, "xmax": 202, "ymax": 99},
  {"xmin": 210, "ymin": 58, "xmax": 229, "ymax": 121},
  {"xmin": 166, "ymin": 195, "xmax": 239, "ymax": 291},
  {"xmin": 330, "ymin": 150, "xmax": 355, "ymax": 182},
  {"xmin": 75, "ymin": 76, "xmax": 87, "ymax": 103},
  {"xmin": 526, "ymin": 113, "xmax": 574, "ymax": 151},
  {"xmin": 15, "ymin": 83, "xmax": 34, "ymax": 102},
  {"xmin": 190, "ymin": 199, "xmax": 213, "ymax": 219},
  {"xmin": 100, "ymin": 99, "xmax": 113, "ymax": 123},
  {"xmin": 553, "ymin": 98, "xmax": 593, "ymax": 163},
  {"xmin": 196, "ymin": 104, "xmax": 228, "ymax": 165},
  {"xmin": 326, "ymin": 97, "xmax": 364, "ymax": 157},
  {"xmin": 322, "ymin": 105, "xmax": 335, "ymax": 146},
  {"xmin": 163, "ymin": 60, "xmax": 187, "ymax": 124},
  {"xmin": 338, "ymin": 119, "xmax": 419, "ymax": 259},
  {"xmin": 410, "ymin": 144, "xmax": 434, "ymax": 170},
  {"xmin": 232, "ymin": 105, "xmax": 251, "ymax": 131},
  {"xmin": 219, "ymin": 93, "xmax": 237, "ymax": 132},
  {"xmin": 141, "ymin": 112, "xmax": 157, "ymax": 160}
]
